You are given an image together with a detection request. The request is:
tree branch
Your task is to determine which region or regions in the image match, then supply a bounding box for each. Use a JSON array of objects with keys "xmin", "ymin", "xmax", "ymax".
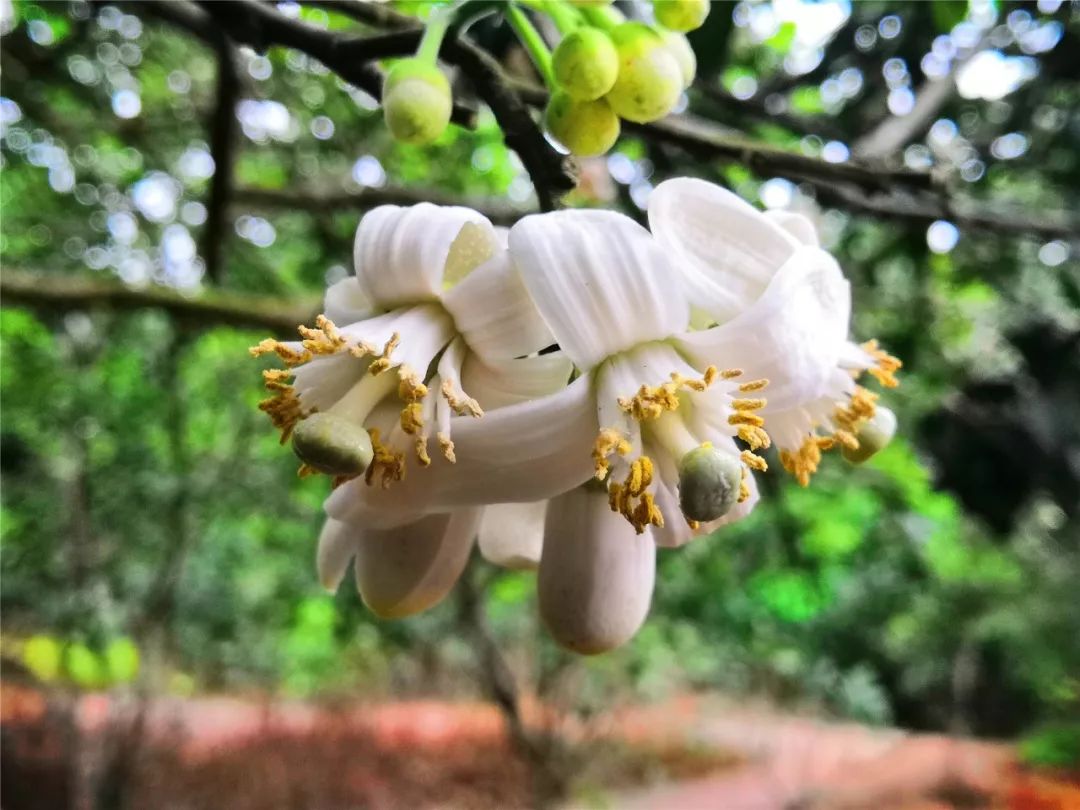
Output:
[
  {"xmin": 1, "ymin": 270, "xmax": 318, "ymax": 334},
  {"xmin": 202, "ymin": 39, "xmax": 241, "ymax": 285},
  {"xmin": 232, "ymin": 185, "xmax": 527, "ymax": 225}
]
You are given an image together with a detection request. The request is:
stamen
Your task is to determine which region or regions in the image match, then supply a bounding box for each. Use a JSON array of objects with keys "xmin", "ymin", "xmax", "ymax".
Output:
[
  {"xmin": 368, "ymin": 333, "xmax": 401, "ymax": 376},
  {"xmin": 440, "ymin": 379, "xmax": 483, "ymax": 417},
  {"xmin": 861, "ymin": 339, "xmax": 902, "ymax": 388},
  {"xmin": 740, "ymin": 449, "xmax": 768, "ymax": 472},
  {"xmin": 833, "ymin": 385, "xmax": 879, "ymax": 436},
  {"xmin": 738, "ymin": 467, "xmax": 750, "ymax": 503},
  {"xmin": 298, "ymin": 314, "xmax": 348, "ymax": 356},
  {"xmin": 729, "ymin": 380, "xmax": 772, "ymax": 451},
  {"xmin": 257, "ymin": 369, "xmax": 311, "ymax": 443},
  {"xmin": 607, "ymin": 455, "xmax": 663, "ymax": 534},
  {"xmin": 737, "ymin": 378, "xmax": 769, "ymax": 393},
  {"xmin": 780, "ymin": 435, "xmax": 837, "ymax": 487},
  {"xmin": 720, "ymin": 368, "xmax": 743, "ymax": 380},
  {"xmin": 365, "ymin": 428, "xmax": 406, "ymax": 488},
  {"xmin": 592, "ymin": 428, "xmax": 631, "ymax": 479},
  {"xmin": 437, "ymin": 432, "xmax": 456, "ymax": 463},
  {"xmin": 400, "ymin": 402, "xmax": 425, "ymax": 435},
  {"xmin": 618, "ymin": 367, "xmax": 718, "ymax": 422}
]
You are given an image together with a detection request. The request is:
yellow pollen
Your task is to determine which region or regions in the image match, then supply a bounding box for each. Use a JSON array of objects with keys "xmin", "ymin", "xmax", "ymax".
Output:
[
  {"xmin": 737, "ymin": 378, "xmax": 769, "ymax": 393},
  {"xmin": 720, "ymin": 368, "xmax": 743, "ymax": 380},
  {"xmin": 834, "ymin": 429, "xmax": 859, "ymax": 450},
  {"xmin": 685, "ymin": 516, "xmax": 701, "ymax": 529},
  {"xmin": 738, "ymin": 467, "xmax": 750, "ymax": 503},
  {"xmin": 833, "ymin": 385, "xmax": 879, "ymax": 439},
  {"xmin": 414, "ymin": 437, "xmax": 431, "ymax": 467},
  {"xmin": 780, "ymin": 435, "xmax": 837, "ymax": 487},
  {"xmin": 397, "ymin": 368, "xmax": 429, "ymax": 403},
  {"xmin": 731, "ymin": 398, "xmax": 766, "ymax": 411},
  {"xmin": 592, "ymin": 428, "xmax": 631, "ymax": 479},
  {"xmin": 440, "ymin": 379, "xmax": 483, "ymax": 417},
  {"xmin": 257, "ymin": 369, "xmax": 311, "ymax": 443},
  {"xmin": 367, "ymin": 333, "xmax": 401, "ymax": 376},
  {"xmin": 607, "ymin": 455, "xmax": 663, "ymax": 534},
  {"xmin": 437, "ymin": 432, "xmax": 456, "ymax": 463},
  {"xmin": 740, "ymin": 449, "xmax": 768, "ymax": 472},
  {"xmin": 399, "ymin": 402, "xmax": 425, "ymax": 435},
  {"xmin": 618, "ymin": 367, "xmax": 718, "ymax": 422},
  {"xmin": 861, "ymin": 339, "xmax": 902, "ymax": 388},
  {"xmin": 728, "ymin": 411, "xmax": 765, "ymax": 428},
  {"xmin": 736, "ymin": 425, "xmax": 771, "ymax": 451},
  {"xmin": 298, "ymin": 314, "xmax": 348, "ymax": 356},
  {"xmin": 366, "ymin": 428, "xmax": 406, "ymax": 488}
]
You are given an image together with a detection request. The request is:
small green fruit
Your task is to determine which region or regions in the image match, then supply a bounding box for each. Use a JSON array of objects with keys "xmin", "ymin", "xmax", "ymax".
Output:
[
  {"xmin": 553, "ymin": 27, "xmax": 619, "ymax": 101},
  {"xmin": 662, "ymin": 31, "xmax": 696, "ymax": 88},
  {"xmin": 292, "ymin": 412, "xmax": 374, "ymax": 476},
  {"xmin": 653, "ymin": 0, "xmax": 710, "ymax": 33},
  {"xmin": 606, "ymin": 23, "xmax": 683, "ymax": 123},
  {"xmin": 841, "ymin": 406, "xmax": 897, "ymax": 464},
  {"xmin": 545, "ymin": 91, "xmax": 621, "ymax": 156},
  {"xmin": 382, "ymin": 58, "xmax": 452, "ymax": 145},
  {"xmin": 678, "ymin": 444, "xmax": 742, "ymax": 522}
]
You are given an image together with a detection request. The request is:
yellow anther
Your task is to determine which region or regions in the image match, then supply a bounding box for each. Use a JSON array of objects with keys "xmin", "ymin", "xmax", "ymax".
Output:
[
  {"xmin": 365, "ymin": 428, "xmax": 406, "ymax": 488},
  {"xmin": 685, "ymin": 517, "xmax": 701, "ymax": 530},
  {"xmin": 736, "ymin": 425, "xmax": 771, "ymax": 451},
  {"xmin": 399, "ymin": 402, "xmax": 425, "ymax": 435},
  {"xmin": 731, "ymin": 398, "xmax": 766, "ymax": 411},
  {"xmin": 740, "ymin": 449, "xmax": 768, "ymax": 472},
  {"xmin": 257, "ymin": 369, "xmax": 312, "ymax": 443},
  {"xmin": 738, "ymin": 467, "xmax": 750, "ymax": 503},
  {"xmin": 626, "ymin": 456, "xmax": 654, "ymax": 496},
  {"xmin": 861, "ymin": 339, "xmax": 902, "ymax": 388},
  {"xmin": 618, "ymin": 367, "xmax": 716, "ymax": 422},
  {"xmin": 437, "ymin": 432, "xmax": 456, "ymax": 463},
  {"xmin": 398, "ymin": 368, "xmax": 429, "ymax": 403},
  {"xmin": 728, "ymin": 411, "xmax": 765, "ymax": 428},
  {"xmin": 834, "ymin": 429, "xmax": 859, "ymax": 450},
  {"xmin": 592, "ymin": 428, "xmax": 631, "ymax": 479},
  {"xmin": 298, "ymin": 314, "xmax": 348, "ymax": 357},
  {"xmin": 367, "ymin": 333, "xmax": 401, "ymax": 376},
  {"xmin": 250, "ymin": 339, "xmax": 312, "ymax": 367},
  {"xmin": 833, "ymin": 385, "xmax": 879, "ymax": 435},
  {"xmin": 630, "ymin": 492, "xmax": 664, "ymax": 534},
  {"xmin": 607, "ymin": 455, "xmax": 663, "ymax": 533},
  {"xmin": 720, "ymin": 368, "xmax": 743, "ymax": 380},
  {"xmin": 414, "ymin": 437, "xmax": 431, "ymax": 467},
  {"xmin": 737, "ymin": 378, "xmax": 769, "ymax": 393},
  {"xmin": 779, "ymin": 435, "xmax": 837, "ymax": 487},
  {"xmin": 440, "ymin": 379, "xmax": 483, "ymax": 417}
]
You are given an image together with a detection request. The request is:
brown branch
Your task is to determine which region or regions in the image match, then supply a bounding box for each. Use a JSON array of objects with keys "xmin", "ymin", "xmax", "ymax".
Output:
[
  {"xmin": 1, "ymin": 269, "xmax": 318, "ymax": 334},
  {"xmin": 232, "ymin": 185, "xmax": 528, "ymax": 225},
  {"xmin": 202, "ymin": 39, "xmax": 241, "ymax": 285}
]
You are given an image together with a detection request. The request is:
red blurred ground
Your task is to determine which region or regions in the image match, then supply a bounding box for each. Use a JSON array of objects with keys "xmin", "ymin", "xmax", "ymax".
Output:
[{"xmin": 2, "ymin": 682, "xmax": 1077, "ymax": 809}]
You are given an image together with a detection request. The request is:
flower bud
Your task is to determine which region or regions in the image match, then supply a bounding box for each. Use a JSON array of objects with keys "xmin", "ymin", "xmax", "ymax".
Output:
[
  {"xmin": 545, "ymin": 91, "xmax": 621, "ymax": 156},
  {"xmin": 292, "ymin": 412, "xmax": 374, "ymax": 476},
  {"xmin": 553, "ymin": 27, "xmax": 619, "ymax": 101},
  {"xmin": 662, "ymin": 30, "xmax": 696, "ymax": 88},
  {"xmin": 382, "ymin": 58, "xmax": 452, "ymax": 145},
  {"xmin": 606, "ymin": 23, "xmax": 683, "ymax": 123},
  {"xmin": 841, "ymin": 406, "xmax": 897, "ymax": 464},
  {"xmin": 678, "ymin": 444, "xmax": 742, "ymax": 522},
  {"xmin": 652, "ymin": 0, "xmax": 710, "ymax": 33}
]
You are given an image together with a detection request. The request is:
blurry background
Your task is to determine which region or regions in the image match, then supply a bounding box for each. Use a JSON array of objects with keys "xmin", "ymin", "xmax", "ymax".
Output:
[{"xmin": 1, "ymin": 1, "xmax": 1078, "ymax": 808}]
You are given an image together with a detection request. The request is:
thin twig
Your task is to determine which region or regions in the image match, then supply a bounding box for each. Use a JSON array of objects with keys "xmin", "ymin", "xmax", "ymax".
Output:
[{"xmin": 202, "ymin": 38, "xmax": 241, "ymax": 284}]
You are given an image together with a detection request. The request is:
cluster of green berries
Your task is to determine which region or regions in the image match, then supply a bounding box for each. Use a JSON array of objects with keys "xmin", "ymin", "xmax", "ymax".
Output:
[
  {"xmin": 379, "ymin": 1, "xmax": 709, "ymax": 157},
  {"xmin": 547, "ymin": 1, "xmax": 708, "ymax": 156}
]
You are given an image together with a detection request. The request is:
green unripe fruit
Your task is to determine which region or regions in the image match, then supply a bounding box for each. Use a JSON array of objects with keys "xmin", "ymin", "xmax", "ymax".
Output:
[
  {"xmin": 653, "ymin": 0, "xmax": 710, "ymax": 33},
  {"xmin": 382, "ymin": 58, "xmax": 452, "ymax": 145},
  {"xmin": 545, "ymin": 91, "xmax": 621, "ymax": 157},
  {"xmin": 553, "ymin": 27, "xmax": 619, "ymax": 101},
  {"xmin": 678, "ymin": 444, "xmax": 742, "ymax": 522},
  {"xmin": 606, "ymin": 23, "xmax": 683, "ymax": 123},
  {"xmin": 292, "ymin": 412, "xmax": 374, "ymax": 476},
  {"xmin": 662, "ymin": 31, "xmax": 696, "ymax": 88},
  {"xmin": 841, "ymin": 406, "xmax": 897, "ymax": 464}
]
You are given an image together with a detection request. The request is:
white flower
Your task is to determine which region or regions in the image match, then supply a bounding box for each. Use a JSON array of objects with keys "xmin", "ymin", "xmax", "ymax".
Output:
[
  {"xmin": 252, "ymin": 203, "xmax": 571, "ymax": 616},
  {"xmin": 328, "ymin": 209, "xmax": 784, "ymax": 651},
  {"xmin": 649, "ymin": 178, "xmax": 901, "ymax": 486}
]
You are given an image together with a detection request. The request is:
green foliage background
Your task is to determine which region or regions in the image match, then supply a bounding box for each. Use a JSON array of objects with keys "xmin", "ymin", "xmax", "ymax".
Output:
[{"xmin": 2, "ymin": 0, "xmax": 1078, "ymax": 755}]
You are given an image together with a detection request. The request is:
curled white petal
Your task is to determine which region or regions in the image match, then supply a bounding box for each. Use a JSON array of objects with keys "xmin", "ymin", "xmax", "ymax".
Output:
[
  {"xmin": 324, "ymin": 276, "xmax": 374, "ymax": 324},
  {"xmin": 539, "ymin": 488, "xmax": 655, "ymax": 655},
  {"xmin": 649, "ymin": 178, "xmax": 800, "ymax": 322},
  {"xmin": 316, "ymin": 518, "xmax": 357, "ymax": 591},
  {"xmin": 353, "ymin": 204, "xmax": 498, "ymax": 307},
  {"xmin": 509, "ymin": 209, "xmax": 688, "ymax": 370},
  {"xmin": 353, "ymin": 507, "xmax": 481, "ymax": 619}
]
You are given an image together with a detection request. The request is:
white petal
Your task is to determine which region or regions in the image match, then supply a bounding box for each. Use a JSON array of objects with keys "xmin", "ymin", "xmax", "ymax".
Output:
[
  {"xmin": 353, "ymin": 204, "xmax": 497, "ymax": 307},
  {"xmin": 649, "ymin": 178, "xmax": 800, "ymax": 322},
  {"xmin": 326, "ymin": 374, "xmax": 598, "ymax": 525},
  {"xmin": 353, "ymin": 507, "xmax": 481, "ymax": 618},
  {"xmin": 538, "ymin": 488, "xmax": 655, "ymax": 654},
  {"xmin": 649, "ymin": 479, "xmax": 696, "ymax": 549},
  {"xmin": 478, "ymin": 501, "xmax": 546, "ymax": 570},
  {"xmin": 509, "ymin": 210, "xmax": 688, "ymax": 370},
  {"xmin": 324, "ymin": 276, "xmax": 374, "ymax": 324},
  {"xmin": 764, "ymin": 210, "xmax": 820, "ymax": 247},
  {"xmin": 442, "ymin": 252, "xmax": 556, "ymax": 359},
  {"xmin": 316, "ymin": 518, "xmax": 357, "ymax": 591},
  {"xmin": 460, "ymin": 352, "xmax": 573, "ymax": 410},
  {"xmin": 676, "ymin": 246, "xmax": 851, "ymax": 411}
]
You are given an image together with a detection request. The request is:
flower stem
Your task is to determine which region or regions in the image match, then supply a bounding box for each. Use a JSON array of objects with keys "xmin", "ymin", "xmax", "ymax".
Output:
[
  {"xmin": 506, "ymin": 3, "xmax": 556, "ymax": 88},
  {"xmin": 416, "ymin": 6, "xmax": 453, "ymax": 64}
]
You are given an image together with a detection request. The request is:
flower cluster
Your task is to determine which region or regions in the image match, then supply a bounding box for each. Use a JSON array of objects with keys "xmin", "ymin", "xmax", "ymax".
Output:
[
  {"xmin": 381, "ymin": 1, "xmax": 707, "ymax": 154},
  {"xmin": 251, "ymin": 178, "xmax": 901, "ymax": 655}
]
